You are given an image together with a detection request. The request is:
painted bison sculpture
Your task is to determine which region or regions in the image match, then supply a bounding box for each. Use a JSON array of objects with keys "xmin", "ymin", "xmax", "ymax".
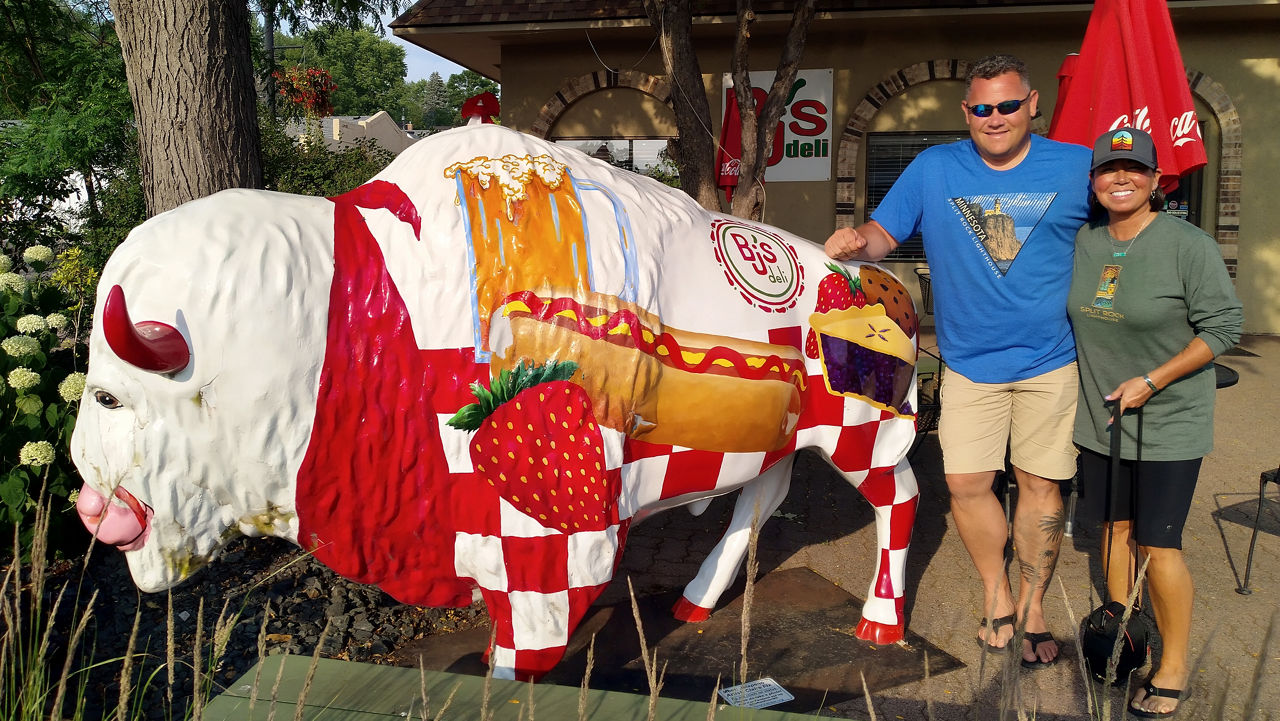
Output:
[{"xmin": 70, "ymin": 124, "xmax": 921, "ymax": 679}]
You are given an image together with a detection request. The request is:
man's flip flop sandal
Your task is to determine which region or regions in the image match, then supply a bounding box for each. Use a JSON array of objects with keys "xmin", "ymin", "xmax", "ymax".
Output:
[
  {"xmin": 1019, "ymin": 631, "xmax": 1059, "ymax": 669},
  {"xmin": 978, "ymin": 614, "xmax": 1016, "ymax": 653}
]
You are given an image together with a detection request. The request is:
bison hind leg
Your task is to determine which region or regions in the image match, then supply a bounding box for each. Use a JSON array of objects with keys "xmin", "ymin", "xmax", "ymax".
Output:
[
  {"xmin": 835, "ymin": 457, "xmax": 919, "ymax": 644},
  {"xmin": 673, "ymin": 455, "xmax": 794, "ymax": 622}
]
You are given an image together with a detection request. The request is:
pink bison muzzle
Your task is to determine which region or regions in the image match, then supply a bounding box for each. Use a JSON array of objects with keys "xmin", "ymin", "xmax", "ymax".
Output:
[
  {"xmin": 76, "ymin": 484, "xmax": 152, "ymax": 551},
  {"xmin": 72, "ymin": 125, "xmax": 921, "ymax": 681}
]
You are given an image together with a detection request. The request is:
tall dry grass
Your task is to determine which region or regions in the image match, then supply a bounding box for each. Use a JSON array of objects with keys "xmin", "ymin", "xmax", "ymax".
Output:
[
  {"xmin": 0, "ymin": 497, "xmax": 323, "ymax": 721},
  {"xmin": 5, "ymin": 486, "xmax": 1275, "ymax": 721}
]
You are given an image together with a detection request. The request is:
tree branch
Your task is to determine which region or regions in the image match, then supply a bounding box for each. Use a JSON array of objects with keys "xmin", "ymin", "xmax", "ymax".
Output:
[
  {"xmin": 643, "ymin": 0, "xmax": 721, "ymax": 212},
  {"xmin": 730, "ymin": 0, "xmax": 816, "ymax": 220}
]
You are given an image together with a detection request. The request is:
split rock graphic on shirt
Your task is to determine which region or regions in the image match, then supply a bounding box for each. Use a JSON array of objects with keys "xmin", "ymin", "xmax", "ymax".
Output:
[{"xmin": 948, "ymin": 193, "xmax": 1057, "ymax": 276}]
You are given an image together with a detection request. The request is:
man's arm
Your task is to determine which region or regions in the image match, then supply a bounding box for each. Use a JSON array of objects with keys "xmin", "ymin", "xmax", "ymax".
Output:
[{"xmin": 824, "ymin": 220, "xmax": 899, "ymax": 262}]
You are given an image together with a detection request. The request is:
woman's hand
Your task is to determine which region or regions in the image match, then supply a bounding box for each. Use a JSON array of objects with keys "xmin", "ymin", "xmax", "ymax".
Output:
[{"xmin": 1104, "ymin": 377, "xmax": 1155, "ymax": 422}]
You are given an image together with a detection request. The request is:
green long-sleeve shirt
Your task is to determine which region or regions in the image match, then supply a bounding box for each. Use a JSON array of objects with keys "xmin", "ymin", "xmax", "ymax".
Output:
[{"xmin": 1068, "ymin": 212, "xmax": 1243, "ymax": 461}]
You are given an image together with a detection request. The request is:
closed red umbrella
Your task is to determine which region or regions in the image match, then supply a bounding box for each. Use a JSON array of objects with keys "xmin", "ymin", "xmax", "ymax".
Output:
[
  {"xmin": 716, "ymin": 89, "xmax": 745, "ymax": 203},
  {"xmin": 715, "ymin": 84, "xmax": 784, "ymax": 203},
  {"xmin": 1047, "ymin": 0, "xmax": 1206, "ymax": 191}
]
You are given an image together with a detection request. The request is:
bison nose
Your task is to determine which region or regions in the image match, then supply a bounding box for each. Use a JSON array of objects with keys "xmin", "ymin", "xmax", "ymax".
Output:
[{"xmin": 76, "ymin": 483, "xmax": 151, "ymax": 551}]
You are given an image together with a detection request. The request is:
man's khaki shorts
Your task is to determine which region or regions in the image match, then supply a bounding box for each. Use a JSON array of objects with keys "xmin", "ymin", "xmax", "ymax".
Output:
[{"xmin": 938, "ymin": 362, "xmax": 1079, "ymax": 480}]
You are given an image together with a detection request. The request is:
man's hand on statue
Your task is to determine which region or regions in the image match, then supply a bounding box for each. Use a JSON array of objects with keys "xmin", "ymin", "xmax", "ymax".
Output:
[{"xmin": 825, "ymin": 227, "xmax": 867, "ymax": 260}]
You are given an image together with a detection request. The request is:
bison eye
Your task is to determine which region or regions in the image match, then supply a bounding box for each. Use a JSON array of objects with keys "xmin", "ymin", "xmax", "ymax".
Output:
[{"xmin": 94, "ymin": 391, "xmax": 122, "ymax": 409}]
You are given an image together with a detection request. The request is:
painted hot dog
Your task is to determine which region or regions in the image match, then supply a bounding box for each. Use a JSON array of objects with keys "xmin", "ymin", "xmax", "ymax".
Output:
[{"xmin": 488, "ymin": 289, "xmax": 806, "ymax": 452}]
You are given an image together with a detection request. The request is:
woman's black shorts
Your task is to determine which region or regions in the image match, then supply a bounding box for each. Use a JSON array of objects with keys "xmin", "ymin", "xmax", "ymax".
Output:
[{"xmin": 1077, "ymin": 445, "xmax": 1202, "ymax": 549}]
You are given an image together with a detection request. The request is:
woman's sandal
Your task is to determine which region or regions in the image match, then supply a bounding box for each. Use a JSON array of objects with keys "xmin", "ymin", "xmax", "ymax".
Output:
[
  {"xmin": 1129, "ymin": 683, "xmax": 1187, "ymax": 718},
  {"xmin": 977, "ymin": 614, "xmax": 1016, "ymax": 653}
]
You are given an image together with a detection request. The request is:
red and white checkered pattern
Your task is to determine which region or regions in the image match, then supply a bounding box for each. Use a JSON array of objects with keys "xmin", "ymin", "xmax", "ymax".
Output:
[
  {"xmin": 441, "ymin": 360, "xmax": 920, "ymax": 678},
  {"xmin": 451, "ymin": 492, "xmax": 630, "ymax": 679}
]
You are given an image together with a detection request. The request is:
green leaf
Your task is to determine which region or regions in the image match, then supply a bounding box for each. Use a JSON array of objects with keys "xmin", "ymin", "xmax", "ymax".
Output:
[
  {"xmin": 16, "ymin": 395, "xmax": 43, "ymax": 416},
  {"xmin": 538, "ymin": 359, "xmax": 579, "ymax": 384},
  {"xmin": 824, "ymin": 261, "xmax": 853, "ymax": 281},
  {"xmin": 470, "ymin": 380, "xmax": 497, "ymax": 416},
  {"xmin": 0, "ymin": 473, "xmax": 28, "ymax": 512},
  {"xmin": 447, "ymin": 359, "xmax": 583, "ymax": 431},
  {"xmin": 445, "ymin": 403, "xmax": 486, "ymax": 432}
]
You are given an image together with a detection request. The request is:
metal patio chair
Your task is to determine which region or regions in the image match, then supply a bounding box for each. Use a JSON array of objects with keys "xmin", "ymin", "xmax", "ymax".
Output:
[{"xmin": 1237, "ymin": 465, "xmax": 1279, "ymax": 595}]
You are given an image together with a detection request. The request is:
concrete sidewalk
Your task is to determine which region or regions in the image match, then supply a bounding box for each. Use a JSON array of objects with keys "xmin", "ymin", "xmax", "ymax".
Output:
[{"xmin": 612, "ymin": 334, "xmax": 1280, "ymax": 720}]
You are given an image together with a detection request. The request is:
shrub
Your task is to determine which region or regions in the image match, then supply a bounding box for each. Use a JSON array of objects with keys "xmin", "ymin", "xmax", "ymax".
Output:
[
  {"xmin": 260, "ymin": 112, "xmax": 395, "ymax": 198},
  {"xmin": 0, "ymin": 247, "xmax": 94, "ymax": 558}
]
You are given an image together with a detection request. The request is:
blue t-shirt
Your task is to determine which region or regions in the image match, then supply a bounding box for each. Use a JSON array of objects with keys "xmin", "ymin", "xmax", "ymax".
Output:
[{"xmin": 872, "ymin": 134, "xmax": 1092, "ymax": 383}]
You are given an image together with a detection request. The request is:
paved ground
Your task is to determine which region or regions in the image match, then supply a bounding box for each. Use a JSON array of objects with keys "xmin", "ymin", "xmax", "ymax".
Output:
[{"xmin": 607, "ymin": 333, "xmax": 1280, "ymax": 720}]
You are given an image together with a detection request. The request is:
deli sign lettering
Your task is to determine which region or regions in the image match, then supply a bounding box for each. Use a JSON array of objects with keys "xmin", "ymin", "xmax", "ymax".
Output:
[{"xmin": 721, "ymin": 69, "xmax": 833, "ymax": 183}]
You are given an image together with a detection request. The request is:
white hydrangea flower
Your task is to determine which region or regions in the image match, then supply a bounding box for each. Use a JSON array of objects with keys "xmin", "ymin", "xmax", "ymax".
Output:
[
  {"xmin": 23, "ymin": 245, "xmax": 54, "ymax": 266},
  {"xmin": 16, "ymin": 314, "xmax": 47, "ymax": 334},
  {"xmin": 19, "ymin": 441, "xmax": 56, "ymax": 467},
  {"xmin": 45, "ymin": 313, "xmax": 70, "ymax": 331},
  {"xmin": 7, "ymin": 367, "xmax": 40, "ymax": 390},
  {"xmin": 2, "ymin": 335, "xmax": 41, "ymax": 358},
  {"xmin": 0, "ymin": 272, "xmax": 27, "ymax": 295},
  {"xmin": 0, "ymin": 373, "xmax": 6, "ymax": 392},
  {"xmin": 0, "ymin": 254, "xmax": 11, "ymax": 272},
  {"xmin": 58, "ymin": 372, "xmax": 87, "ymax": 402}
]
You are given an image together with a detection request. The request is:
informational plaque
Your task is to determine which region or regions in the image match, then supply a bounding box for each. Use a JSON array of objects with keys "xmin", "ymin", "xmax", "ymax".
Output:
[{"xmin": 717, "ymin": 678, "xmax": 795, "ymax": 709}]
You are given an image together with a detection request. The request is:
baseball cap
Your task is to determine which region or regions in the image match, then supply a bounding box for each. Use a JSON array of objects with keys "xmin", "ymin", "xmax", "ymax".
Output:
[{"xmin": 1091, "ymin": 128, "xmax": 1158, "ymax": 171}]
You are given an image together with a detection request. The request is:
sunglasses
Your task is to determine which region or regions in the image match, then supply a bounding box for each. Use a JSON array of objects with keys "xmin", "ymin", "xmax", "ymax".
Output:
[{"xmin": 964, "ymin": 92, "xmax": 1032, "ymax": 118}]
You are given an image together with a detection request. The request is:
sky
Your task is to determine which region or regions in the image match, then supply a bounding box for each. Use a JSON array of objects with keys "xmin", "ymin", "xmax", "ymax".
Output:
[{"xmin": 381, "ymin": 12, "xmax": 466, "ymax": 83}]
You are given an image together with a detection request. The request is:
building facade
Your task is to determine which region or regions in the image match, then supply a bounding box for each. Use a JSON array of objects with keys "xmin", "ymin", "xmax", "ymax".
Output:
[{"xmin": 393, "ymin": 1, "xmax": 1280, "ymax": 334}]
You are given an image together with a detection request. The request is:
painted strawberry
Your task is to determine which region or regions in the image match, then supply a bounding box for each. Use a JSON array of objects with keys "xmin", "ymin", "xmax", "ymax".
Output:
[
  {"xmin": 447, "ymin": 360, "xmax": 616, "ymax": 533},
  {"xmin": 805, "ymin": 262, "xmax": 867, "ymax": 358}
]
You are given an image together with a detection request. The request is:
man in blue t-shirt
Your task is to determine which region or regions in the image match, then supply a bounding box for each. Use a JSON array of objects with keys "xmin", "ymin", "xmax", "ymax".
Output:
[{"xmin": 826, "ymin": 54, "xmax": 1091, "ymax": 669}]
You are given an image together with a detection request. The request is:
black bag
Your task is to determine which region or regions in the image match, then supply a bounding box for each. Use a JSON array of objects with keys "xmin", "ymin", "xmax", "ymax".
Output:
[
  {"xmin": 1081, "ymin": 403, "xmax": 1155, "ymax": 686},
  {"xmin": 1082, "ymin": 599, "xmax": 1151, "ymax": 685}
]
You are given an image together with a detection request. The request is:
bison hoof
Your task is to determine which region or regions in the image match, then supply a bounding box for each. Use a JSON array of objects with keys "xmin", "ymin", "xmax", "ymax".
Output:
[
  {"xmin": 855, "ymin": 618, "xmax": 904, "ymax": 644},
  {"xmin": 672, "ymin": 596, "xmax": 713, "ymax": 623}
]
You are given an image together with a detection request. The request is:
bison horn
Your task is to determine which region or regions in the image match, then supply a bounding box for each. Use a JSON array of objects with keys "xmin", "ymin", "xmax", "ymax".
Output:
[{"xmin": 103, "ymin": 285, "xmax": 190, "ymax": 374}]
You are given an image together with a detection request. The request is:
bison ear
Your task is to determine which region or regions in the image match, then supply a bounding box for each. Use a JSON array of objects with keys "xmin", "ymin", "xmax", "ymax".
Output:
[{"xmin": 103, "ymin": 285, "xmax": 190, "ymax": 375}]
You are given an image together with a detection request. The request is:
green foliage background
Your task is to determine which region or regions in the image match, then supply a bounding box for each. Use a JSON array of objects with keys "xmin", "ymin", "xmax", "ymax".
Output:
[
  {"xmin": 0, "ymin": 1, "xmax": 508, "ymax": 558},
  {"xmin": 0, "ymin": 248, "xmax": 95, "ymax": 558}
]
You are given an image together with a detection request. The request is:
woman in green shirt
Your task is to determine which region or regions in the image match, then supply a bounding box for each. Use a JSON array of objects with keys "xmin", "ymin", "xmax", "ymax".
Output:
[{"xmin": 1068, "ymin": 128, "xmax": 1242, "ymax": 718}]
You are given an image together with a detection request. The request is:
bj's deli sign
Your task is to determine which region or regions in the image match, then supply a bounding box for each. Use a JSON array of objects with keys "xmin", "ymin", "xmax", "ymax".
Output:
[{"xmin": 720, "ymin": 69, "xmax": 833, "ymax": 183}]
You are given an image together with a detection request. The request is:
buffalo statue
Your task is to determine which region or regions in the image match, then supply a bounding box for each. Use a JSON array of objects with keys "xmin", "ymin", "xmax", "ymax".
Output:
[{"xmin": 71, "ymin": 124, "xmax": 921, "ymax": 679}]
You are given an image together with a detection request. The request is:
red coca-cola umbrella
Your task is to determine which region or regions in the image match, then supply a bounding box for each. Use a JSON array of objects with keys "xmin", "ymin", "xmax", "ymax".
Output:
[
  {"xmin": 715, "ymin": 83, "xmax": 784, "ymax": 203},
  {"xmin": 1047, "ymin": 0, "xmax": 1206, "ymax": 191}
]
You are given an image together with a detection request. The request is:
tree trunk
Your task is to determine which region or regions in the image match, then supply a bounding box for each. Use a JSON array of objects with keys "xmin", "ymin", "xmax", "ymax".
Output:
[
  {"xmin": 263, "ymin": 0, "xmax": 278, "ymax": 119},
  {"xmin": 642, "ymin": 0, "xmax": 721, "ymax": 213},
  {"xmin": 728, "ymin": 0, "xmax": 815, "ymax": 221},
  {"xmin": 81, "ymin": 166, "xmax": 99, "ymax": 219},
  {"xmin": 111, "ymin": 0, "xmax": 263, "ymax": 217}
]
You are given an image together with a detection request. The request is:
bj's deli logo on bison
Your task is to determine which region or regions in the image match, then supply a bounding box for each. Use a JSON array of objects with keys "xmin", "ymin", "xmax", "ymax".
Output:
[{"xmin": 711, "ymin": 219, "xmax": 804, "ymax": 313}]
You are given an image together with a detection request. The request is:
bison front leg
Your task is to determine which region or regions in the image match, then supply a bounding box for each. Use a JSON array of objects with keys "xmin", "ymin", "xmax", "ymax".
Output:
[
  {"xmin": 846, "ymin": 458, "xmax": 918, "ymax": 644},
  {"xmin": 470, "ymin": 523, "xmax": 625, "ymax": 681},
  {"xmin": 673, "ymin": 456, "xmax": 793, "ymax": 622}
]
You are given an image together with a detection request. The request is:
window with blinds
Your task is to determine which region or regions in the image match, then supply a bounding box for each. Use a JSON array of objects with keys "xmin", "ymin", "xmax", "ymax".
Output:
[{"xmin": 866, "ymin": 132, "xmax": 967, "ymax": 260}]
